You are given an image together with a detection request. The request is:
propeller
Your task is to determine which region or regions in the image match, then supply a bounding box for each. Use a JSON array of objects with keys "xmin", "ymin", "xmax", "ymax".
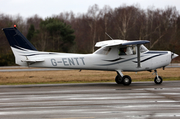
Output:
[
  {"xmin": 171, "ymin": 52, "xmax": 178, "ymax": 60},
  {"xmin": 168, "ymin": 52, "xmax": 178, "ymax": 68}
]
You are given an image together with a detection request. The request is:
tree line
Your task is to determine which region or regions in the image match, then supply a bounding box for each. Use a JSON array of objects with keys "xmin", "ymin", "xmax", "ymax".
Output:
[{"xmin": 0, "ymin": 4, "xmax": 180, "ymax": 65}]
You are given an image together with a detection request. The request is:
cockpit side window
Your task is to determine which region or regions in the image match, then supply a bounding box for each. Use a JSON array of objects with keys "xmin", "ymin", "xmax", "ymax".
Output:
[
  {"xmin": 95, "ymin": 47, "xmax": 112, "ymax": 55},
  {"xmin": 119, "ymin": 47, "xmax": 127, "ymax": 55},
  {"xmin": 119, "ymin": 46, "xmax": 136, "ymax": 55}
]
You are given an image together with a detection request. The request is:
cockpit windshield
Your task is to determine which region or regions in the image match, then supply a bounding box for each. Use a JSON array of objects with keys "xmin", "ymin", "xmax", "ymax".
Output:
[{"xmin": 140, "ymin": 45, "xmax": 148, "ymax": 53}]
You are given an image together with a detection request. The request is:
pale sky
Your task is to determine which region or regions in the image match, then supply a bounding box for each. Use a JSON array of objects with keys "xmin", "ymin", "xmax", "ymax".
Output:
[{"xmin": 1, "ymin": 0, "xmax": 180, "ymax": 19}]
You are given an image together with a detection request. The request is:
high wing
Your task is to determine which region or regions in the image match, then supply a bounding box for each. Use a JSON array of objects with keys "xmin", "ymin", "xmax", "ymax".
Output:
[
  {"xmin": 95, "ymin": 40, "xmax": 149, "ymax": 47},
  {"xmin": 95, "ymin": 40, "xmax": 150, "ymax": 68}
]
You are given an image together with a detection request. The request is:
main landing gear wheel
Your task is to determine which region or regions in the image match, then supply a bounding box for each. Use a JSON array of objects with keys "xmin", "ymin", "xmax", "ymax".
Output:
[
  {"xmin": 122, "ymin": 75, "xmax": 132, "ymax": 86},
  {"xmin": 154, "ymin": 76, "xmax": 163, "ymax": 84},
  {"xmin": 115, "ymin": 75, "xmax": 122, "ymax": 84}
]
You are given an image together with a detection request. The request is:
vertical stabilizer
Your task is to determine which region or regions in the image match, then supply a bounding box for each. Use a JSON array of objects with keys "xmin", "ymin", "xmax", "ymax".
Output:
[
  {"xmin": 3, "ymin": 27, "xmax": 37, "ymax": 51},
  {"xmin": 3, "ymin": 26, "xmax": 38, "ymax": 65}
]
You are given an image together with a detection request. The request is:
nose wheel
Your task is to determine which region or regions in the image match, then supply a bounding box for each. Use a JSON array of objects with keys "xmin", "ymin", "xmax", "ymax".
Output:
[
  {"xmin": 154, "ymin": 76, "xmax": 163, "ymax": 84},
  {"xmin": 154, "ymin": 70, "xmax": 163, "ymax": 84}
]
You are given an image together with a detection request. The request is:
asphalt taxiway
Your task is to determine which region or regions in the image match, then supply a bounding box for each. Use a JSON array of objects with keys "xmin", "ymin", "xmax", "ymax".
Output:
[{"xmin": 0, "ymin": 81, "xmax": 180, "ymax": 119}]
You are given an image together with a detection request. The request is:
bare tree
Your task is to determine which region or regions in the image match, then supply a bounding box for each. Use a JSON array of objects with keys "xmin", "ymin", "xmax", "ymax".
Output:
[
  {"xmin": 113, "ymin": 5, "xmax": 139, "ymax": 39},
  {"xmin": 86, "ymin": 4, "xmax": 100, "ymax": 52},
  {"xmin": 98, "ymin": 5, "xmax": 112, "ymax": 40}
]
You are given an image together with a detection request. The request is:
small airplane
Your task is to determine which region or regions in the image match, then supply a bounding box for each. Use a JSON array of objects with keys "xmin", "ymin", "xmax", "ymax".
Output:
[{"xmin": 2, "ymin": 26, "xmax": 179, "ymax": 86}]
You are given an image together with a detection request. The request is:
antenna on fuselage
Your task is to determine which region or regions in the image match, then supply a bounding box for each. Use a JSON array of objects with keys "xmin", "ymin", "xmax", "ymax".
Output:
[{"xmin": 105, "ymin": 32, "xmax": 113, "ymax": 40}]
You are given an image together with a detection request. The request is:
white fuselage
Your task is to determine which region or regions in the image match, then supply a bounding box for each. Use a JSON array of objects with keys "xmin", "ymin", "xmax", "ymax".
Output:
[{"xmin": 13, "ymin": 45, "xmax": 172, "ymax": 72}]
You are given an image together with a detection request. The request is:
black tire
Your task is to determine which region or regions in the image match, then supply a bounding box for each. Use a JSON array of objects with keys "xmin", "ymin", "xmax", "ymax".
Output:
[
  {"xmin": 122, "ymin": 75, "xmax": 132, "ymax": 86},
  {"xmin": 154, "ymin": 76, "xmax": 163, "ymax": 84},
  {"xmin": 115, "ymin": 75, "xmax": 122, "ymax": 84}
]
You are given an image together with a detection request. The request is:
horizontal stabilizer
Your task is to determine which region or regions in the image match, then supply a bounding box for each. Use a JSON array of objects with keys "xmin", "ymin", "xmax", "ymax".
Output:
[{"xmin": 21, "ymin": 59, "xmax": 44, "ymax": 63}]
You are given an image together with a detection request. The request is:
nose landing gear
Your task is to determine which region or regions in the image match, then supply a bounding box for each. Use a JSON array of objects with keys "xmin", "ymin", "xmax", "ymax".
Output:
[{"xmin": 154, "ymin": 70, "xmax": 163, "ymax": 84}]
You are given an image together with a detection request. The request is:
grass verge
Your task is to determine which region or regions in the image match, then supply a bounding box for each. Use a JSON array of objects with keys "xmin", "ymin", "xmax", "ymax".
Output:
[{"xmin": 0, "ymin": 68, "xmax": 180, "ymax": 85}]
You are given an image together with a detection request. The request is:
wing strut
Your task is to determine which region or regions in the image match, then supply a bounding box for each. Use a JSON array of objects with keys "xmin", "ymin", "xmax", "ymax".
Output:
[{"xmin": 137, "ymin": 44, "xmax": 141, "ymax": 68}]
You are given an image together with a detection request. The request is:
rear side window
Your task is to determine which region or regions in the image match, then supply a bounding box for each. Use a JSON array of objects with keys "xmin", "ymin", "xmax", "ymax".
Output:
[{"xmin": 95, "ymin": 47, "xmax": 111, "ymax": 55}]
